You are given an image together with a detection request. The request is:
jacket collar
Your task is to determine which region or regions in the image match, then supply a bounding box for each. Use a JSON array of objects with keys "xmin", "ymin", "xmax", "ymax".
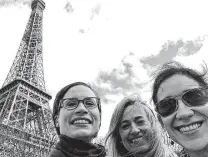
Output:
[{"xmin": 56, "ymin": 134, "xmax": 106, "ymax": 157}]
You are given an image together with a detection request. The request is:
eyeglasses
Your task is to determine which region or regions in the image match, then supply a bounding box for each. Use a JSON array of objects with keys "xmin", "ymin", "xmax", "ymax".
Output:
[
  {"xmin": 155, "ymin": 88, "xmax": 208, "ymax": 117},
  {"xmin": 59, "ymin": 97, "xmax": 100, "ymax": 110}
]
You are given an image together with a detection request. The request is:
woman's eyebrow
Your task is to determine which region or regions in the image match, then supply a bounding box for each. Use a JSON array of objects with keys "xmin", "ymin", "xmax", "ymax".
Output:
[
  {"xmin": 120, "ymin": 120, "xmax": 129, "ymax": 124},
  {"xmin": 134, "ymin": 116, "xmax": 143, "ymax": 121},
  {"xmin": 163, "ymin": 89, "xmax": 191, "ymax": 99}
]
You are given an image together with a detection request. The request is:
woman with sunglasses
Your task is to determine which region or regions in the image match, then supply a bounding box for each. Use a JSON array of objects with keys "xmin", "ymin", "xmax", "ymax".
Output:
[
  {"xmin": 152, "ymin": 61, "xmax": 208, "ymax": 157},
  {"xmin": 105, "ymin": 94, "xmax": 177, "ymax": 157},
  {"xmin": 49, "ymin": 82, "xmax": 106, "ymax": 157}
]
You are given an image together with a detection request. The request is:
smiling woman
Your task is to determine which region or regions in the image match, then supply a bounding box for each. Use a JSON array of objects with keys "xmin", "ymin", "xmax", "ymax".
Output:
[
  {"xmin": 105, "ymin": 94, "xmax": 177, "ymax": 157},
  {"xmin": 49, "ymin": 82, "xmax": 106, "ymax": 157},
  {"xmin": 152, "ymin": 61, "xmax": 208, "ymax": 157}
]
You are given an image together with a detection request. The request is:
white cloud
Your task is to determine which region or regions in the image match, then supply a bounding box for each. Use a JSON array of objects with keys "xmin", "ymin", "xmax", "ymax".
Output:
[
  {"xmin": 64, "ymin": 2, "xmax": 74, "ymax": 13},
  {"xmin": 1, "ymin": 0, "xmax": 208, "ymax": 137},
  {"xmin": 0, "ymin": 0, "xmax": 31, "ymax": 8}
]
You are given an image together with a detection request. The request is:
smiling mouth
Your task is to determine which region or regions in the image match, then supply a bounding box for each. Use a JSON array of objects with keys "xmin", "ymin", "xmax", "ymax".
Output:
[
  {"xmin": 71, "ymin": 118, "xmax": 92, "ymax": 125},
  {"xmin": 130, "ymin": 136, "xmax": 143, "ymax": 143},
  {"xmin": 175, "ymin": 121, "xmax": 204, "ymax": 133}
]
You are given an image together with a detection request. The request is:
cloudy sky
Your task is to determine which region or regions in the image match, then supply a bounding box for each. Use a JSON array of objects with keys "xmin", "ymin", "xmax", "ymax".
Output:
[{"xmin": 1, "ymin": 0, "xmax": 208, "ymax": 136}]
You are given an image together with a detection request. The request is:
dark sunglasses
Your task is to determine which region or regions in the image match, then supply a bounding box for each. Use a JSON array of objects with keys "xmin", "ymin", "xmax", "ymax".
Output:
[
  {"xmin": 155, "ymin": 88, "xmax": 208, "ymax": 117},
  {"xmin": 60, "ymin": 97, "xmax": 99, "ymax": 110}
]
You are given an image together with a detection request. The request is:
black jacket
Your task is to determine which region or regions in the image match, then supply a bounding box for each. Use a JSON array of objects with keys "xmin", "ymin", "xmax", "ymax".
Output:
[{"xmin": 48, "ymin": 135, "xmax": 106, "ymax": 157}]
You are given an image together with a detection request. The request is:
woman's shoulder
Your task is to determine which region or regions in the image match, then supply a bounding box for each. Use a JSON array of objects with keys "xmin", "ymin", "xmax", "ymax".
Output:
[
  {"xmin": 93, "ymin": 143, "xmax": 107, "ymax": 157},
  {"xmin": 166, "ymin": 151, "xmax": 179, "ymax": 157},
  {"xmin": 163, "ymin": 145, "xmax": 179, "ymax": 157},
  {"xmin": 48, "ymin": 148, "xmax": 66, "ymax": 157},
  {"xmin": 178, "ymin": 150, "xmax": 190, "ymax": 157}
]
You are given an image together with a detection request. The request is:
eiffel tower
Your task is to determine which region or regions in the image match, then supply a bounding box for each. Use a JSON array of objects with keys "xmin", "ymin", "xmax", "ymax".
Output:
[{"xmin": 0, "ymin": 0, "xmax": 56, "ymax": 156}]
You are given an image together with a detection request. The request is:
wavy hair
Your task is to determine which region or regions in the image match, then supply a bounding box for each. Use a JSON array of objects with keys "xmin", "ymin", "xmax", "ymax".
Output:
[{"xmin": 105, "ymin": 95, "xmax": 166, "ymax": 157}]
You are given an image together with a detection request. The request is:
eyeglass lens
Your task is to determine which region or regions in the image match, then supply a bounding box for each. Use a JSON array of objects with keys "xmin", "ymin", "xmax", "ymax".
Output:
[
  {"xmin": 62, "ymin": 97, "xmax": 98, "ymax": 109},
  {"xmin": 157, "ymin": 88, "xmax": 208, "ymax": 117}
]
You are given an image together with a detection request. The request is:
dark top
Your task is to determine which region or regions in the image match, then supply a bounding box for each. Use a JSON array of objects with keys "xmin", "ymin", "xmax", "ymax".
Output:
[
  {"xmin": 48, "ymin": 135, "xmax": 106, "ymax": 157},
  {"xmin": 179, "ymin": 149, "xmax": 190, "ymax": 157}
]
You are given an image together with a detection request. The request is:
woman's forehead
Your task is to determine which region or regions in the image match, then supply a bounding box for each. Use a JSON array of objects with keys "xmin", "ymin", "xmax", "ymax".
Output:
[
  {"xmin": 121, "ymin": 105, "xmax": 146, "ymax": 120},
  {"xmin": 63, "ymin": 85, "xmax": 96, "ymax": 99},
  {"xmin": 157, "ymin": 74, "xmax": 200, "ymax": 101}
]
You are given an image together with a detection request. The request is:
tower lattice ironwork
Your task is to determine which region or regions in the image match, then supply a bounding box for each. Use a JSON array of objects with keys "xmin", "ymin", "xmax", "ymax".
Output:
[{"xmin": 0, "ymin": 0, "xmax": 56, "ymax": 156}]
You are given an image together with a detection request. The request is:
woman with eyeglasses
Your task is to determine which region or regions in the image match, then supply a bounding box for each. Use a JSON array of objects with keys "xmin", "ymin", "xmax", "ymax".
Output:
[
  {"xmin": 49, "ymin": 82, "xmax": 106, "ymax": 157},
  {"xmin": 105, "ymin": 94, "xmax": 177, "ymax": 157},
  {"xmin": 152, "ymin": 61, "xmax": 208, "ymax": 157}
]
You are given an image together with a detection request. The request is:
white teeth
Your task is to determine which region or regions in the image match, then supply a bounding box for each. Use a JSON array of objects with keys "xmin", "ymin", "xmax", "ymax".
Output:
[
  {"xmin": 179, "ymin": 122, "xmax": 202, "ymax": 132},
  {"xmin": 132, "ymin": 137, "xmax": 142, "ymax": 143},
  {"xmin": 193, "ymin": 124, "xmax": 197, "ymax": 129},
  {"xmin": 73, "ymin": 120, "xmax": 89, "ymax": 124}
]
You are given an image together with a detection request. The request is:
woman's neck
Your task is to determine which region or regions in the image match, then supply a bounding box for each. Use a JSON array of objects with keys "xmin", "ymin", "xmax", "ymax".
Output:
[
  {"xmin": 59, "ymin": 134, "xmax": 93, "ymax": 150},
  {"xmin": 57, "ymin": 134, "xmax": 106, "ymax": 157},
  {"xmin": 62, "ymin": 134, "xmax": 92, "ymax": 143},
  {"xmin": 186, "ymin": 146, "xmax": 208, "ymax": 157},
  {"xmin": 133, "ymin": 140, "xmax": 165, "ymax": 157}
]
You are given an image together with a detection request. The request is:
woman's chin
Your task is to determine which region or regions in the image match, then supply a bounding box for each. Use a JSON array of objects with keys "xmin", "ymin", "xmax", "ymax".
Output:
[
  {"xmin": 182, "ymin": 139, "xmax": 208, "ymax": 152},
  {"xmin": 73, "ymin": 131, "xmax": 94, "ymax": 141}
]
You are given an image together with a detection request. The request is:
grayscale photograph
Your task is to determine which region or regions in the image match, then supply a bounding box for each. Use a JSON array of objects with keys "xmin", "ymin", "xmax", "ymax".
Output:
[{"xmin": 0, "ymin": 0, "xmax": 208, "ymax": 157}]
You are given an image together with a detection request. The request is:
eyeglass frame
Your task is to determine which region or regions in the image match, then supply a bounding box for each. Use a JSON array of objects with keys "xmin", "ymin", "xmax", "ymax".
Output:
[
  {"xmin": 59, "ymin": 97, "xmax": 100, "ymax": 110},
  {"xmin": 155, "ymin": 87, "xmax": 208, "ymax": 117}
]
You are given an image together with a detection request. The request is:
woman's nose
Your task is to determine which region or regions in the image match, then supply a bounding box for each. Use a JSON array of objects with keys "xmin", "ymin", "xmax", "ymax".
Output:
[
  {"xmin": 75, "ymin": 102, "xmax": 88, "ymax": 114},
  {"xmin": 130, "ymin": 123, "xmax": 140, "ymax": 135},
  {"xmin": 176, "ymin": 99, "xmax": 194, "ymax": 120}
]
